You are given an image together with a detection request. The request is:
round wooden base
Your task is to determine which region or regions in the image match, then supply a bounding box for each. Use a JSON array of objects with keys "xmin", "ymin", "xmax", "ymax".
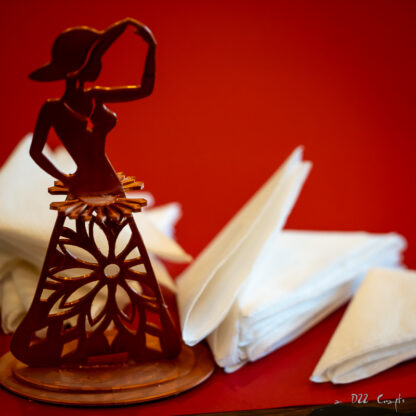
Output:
[{"xmin": 0, "ymin": 343, "xmax": 214, "ymax": 406}]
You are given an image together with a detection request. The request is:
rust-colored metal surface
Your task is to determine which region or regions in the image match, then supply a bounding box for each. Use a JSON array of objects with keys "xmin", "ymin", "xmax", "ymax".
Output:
[
  {"xmin": 11, "ymin": 176, "xmax": 181, "ymax": 367},
  {"xmin": 0, "ymin": 342, "xmax": 215, "ymax": 406},
  {"xmin": 1, "ymin": 18, "xmax": 214, "ymax": 405},
  {"xmin": 10, "ymin": 17, "xmax": 183, "ymax": 368},
  {"xmin": 27, "ymin": 17, "xmax": 156, "ymax": 197}
]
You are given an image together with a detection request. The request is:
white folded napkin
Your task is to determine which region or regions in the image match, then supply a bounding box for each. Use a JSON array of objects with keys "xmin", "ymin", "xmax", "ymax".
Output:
[
  {"xmin": 176, "ymin": 146, "xmax": 406, "ymax": 372},
  {"xmin": 177, "ymin": 147, "xmax": 311, "ymax": 346},
  {"xmin": 0, "ymin": 135, "xmax": 192, "ymax": 333},
  {"xmin": 209, "ymin": 231, "xmax": 405, "ymax": 372},
  {"xmin": 311, "ymin": 268, "xmax": 416, "ymax": 384}
]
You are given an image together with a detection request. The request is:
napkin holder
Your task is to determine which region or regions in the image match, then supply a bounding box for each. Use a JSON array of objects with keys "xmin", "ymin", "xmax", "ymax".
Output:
[{"xmin": 0, "ymin": 18, "xmax": 214, "ymax": 406}]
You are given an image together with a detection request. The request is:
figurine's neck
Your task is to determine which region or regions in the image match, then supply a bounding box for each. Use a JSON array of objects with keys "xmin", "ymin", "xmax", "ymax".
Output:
[
  {"xmin": 64, "ymin": 78, "xmax": 84, "ymax": 95},
  {"xmin": 62, "ymin": 78, "xmax": 94, "ymax": 118}
]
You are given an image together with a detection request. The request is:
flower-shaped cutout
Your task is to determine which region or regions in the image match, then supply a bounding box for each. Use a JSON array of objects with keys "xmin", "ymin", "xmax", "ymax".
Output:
[
  {"xmin": 43, "ymin": 216, "xmax": 158, "ymax": 339},
  {"xmin": 12, "ymin": 172, "xmax": 182, "ymax": 366}
]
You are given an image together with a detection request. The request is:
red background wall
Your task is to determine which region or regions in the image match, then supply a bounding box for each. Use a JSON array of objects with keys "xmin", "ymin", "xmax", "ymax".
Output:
[
  {"xmin": 1, "ymin": 0, "xmax": 414, "ymax": 268},
  {"xmin": 0, "ymin": 1, "xmax": 415, "ymax": 413}
]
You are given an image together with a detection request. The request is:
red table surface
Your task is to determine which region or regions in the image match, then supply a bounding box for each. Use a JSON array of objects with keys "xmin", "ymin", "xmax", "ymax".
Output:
[{"xmin": 0, "ymin": 0, "xmax": 415, "ymax": 414}]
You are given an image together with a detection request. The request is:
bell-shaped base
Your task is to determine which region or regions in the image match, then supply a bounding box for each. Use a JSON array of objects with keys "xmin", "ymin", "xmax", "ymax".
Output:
[
  {"xmin": 11, "ymin": 210, "xmax": 182, "ymax": 367},
  {"xmin": 1, "ymin": 180, "xmax": 216, "ymax": 406}
]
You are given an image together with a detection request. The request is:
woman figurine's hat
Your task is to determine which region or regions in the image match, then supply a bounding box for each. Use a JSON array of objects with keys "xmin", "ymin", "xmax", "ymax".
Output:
[{"xmin": 29, "ymin": 27, "xmax": 101, "ymax": 81}]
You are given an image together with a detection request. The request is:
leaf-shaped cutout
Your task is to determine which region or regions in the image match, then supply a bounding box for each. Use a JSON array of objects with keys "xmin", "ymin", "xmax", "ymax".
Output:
[
  {"xmin": 91, "ymin": 221, "xmax": 109, "ymax": 257},
  {"xmin": 64, "ymin": 281, "xmax": 99, "ymax": 306},
  {"xmin": 115, "ymin": 284, "xmax": 131, "ymax": 308},
  {"xmin": 130, "ymin": 263, "xmax": 146, "ymax": 273},
  {"xmin": 126, "ymin": 247, "xmax": 141, "ymax": 260},
  {"xmin": 114, "ymin": 222, "xmax": 132, "ymax": 256},
  {"xmin": 49, "ymin": 295, "xmax": 71, "ymax": 317},
  {"xmin": 34, "ymin": 327, "xmax": 47, "ymax": 339},
  {"xmin": 40, "ymin": 288, "xmax": 55, "ymax": 301},
  {"xmin": 45, "ymin": 277, "xmax": 60, "ymax": 288},
  {"xmin": 116, "ymin": 284, "xmax": 134, "ymax": 323},
  {"xmin": 54, "ymin": 267, "xmax": 94, "ymax": 279},
  {"xmin": 63, "ymin": 217, "xmax": 77, "ymax": 232},
  {"xmin": 85, "ymin": 312, "xmax": 106, "ymax": 332},
  {"xmin": 131, "ymin": 278, "xmax": 157, "ymax": 303},
  {"xmin": 124, "ymin": 258, "xmax": 143, "ymax": 271},
  {"xmin": 89, "ymin": 285, "xmax": 108, "ymax": 324},
  {"xmin": 125, "ymin": 279, "xmax": 143, "ymax": 295},
  {"xmin": 62, "ymin": 244, "xmax": 98, "ymax": 264},
  {"xmin": 124, "ymin": 268, "xmax": 148, "ymax": 287}
]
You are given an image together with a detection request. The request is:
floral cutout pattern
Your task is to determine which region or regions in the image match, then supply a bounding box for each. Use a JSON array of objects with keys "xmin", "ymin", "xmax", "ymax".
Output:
[{"xmin": 11, "ymin": 177, "xmax": 181, "ymax": 367}]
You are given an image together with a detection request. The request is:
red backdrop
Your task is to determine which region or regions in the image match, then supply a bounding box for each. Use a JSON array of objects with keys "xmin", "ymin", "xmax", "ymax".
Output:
[{"xmin": 0, "ymin": 1, "xmax": 415, "ymax": 414}]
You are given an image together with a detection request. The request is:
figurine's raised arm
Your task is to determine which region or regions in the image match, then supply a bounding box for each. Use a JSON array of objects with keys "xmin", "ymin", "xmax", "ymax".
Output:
[
  {"xmin": 27, "ymin": 18, "xmax": 157, "ymax": 190},
  {"xmin": 86, "ymin": 18, "xmax": 156, "ymax": 103}
]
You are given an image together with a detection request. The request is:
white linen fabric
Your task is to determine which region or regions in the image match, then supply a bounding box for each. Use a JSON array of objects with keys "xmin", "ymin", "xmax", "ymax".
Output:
[
  {"xmin": 209, "ymin": 231, "xmax": 405, "ymax": 372},
  {"xmin": 176, "ymin": 147, "xmax": 406, "ymax": 372},
  {"xmin": 177, "ymin": 147, "xmax": 311, "ymax": 346},
  {"xmin": 0, "ymin": 135, "xmax": 191, "ymax": 333},
  {"xmin": 311, "ymin": 268, "xmax": 416, "ymax": 384}
]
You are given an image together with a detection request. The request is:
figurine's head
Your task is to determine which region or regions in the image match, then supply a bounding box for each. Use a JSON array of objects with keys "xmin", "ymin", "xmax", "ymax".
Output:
[{"xmin": 29, "ymin": 27, "xmax": 102, "ymax": 82}]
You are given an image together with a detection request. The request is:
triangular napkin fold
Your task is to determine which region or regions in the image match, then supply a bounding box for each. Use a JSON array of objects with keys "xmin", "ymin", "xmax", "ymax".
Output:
[
  {"xmin": 311, "ymin": 268, "xmax": 416, "ymax": 384},
  {"xmin": 177, "ymin": 147, "xmax": 311, "ymax": 345},
  {"xmin": 209, "ymin": 231, "xmax": 405, "ymax": 371}
]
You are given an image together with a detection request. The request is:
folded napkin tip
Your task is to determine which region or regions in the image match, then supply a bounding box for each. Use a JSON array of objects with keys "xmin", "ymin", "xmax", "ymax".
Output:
[
  {"xmin": 183, "ymin": 253, "xmax": 193, "ymax": 263},
  {"xmin": 309, "ymin": 374, "xmax": 327, "ymax": 384}
]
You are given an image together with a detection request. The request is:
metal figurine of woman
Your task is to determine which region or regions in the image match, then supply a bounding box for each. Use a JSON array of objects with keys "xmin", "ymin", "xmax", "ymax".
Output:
[{"xmin": 11, "ymin": 18, "xmax": 181, "ymax": 367}]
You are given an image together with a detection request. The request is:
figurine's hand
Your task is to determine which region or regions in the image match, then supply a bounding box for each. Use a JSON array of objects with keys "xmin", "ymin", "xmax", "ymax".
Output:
[
  {"xmin": 62, "ymin": 173, "xmax": 75, "ymax": 188},
  {"xmin": 130, "ymin": 21, "xmax": 157, "ymax": 46}
]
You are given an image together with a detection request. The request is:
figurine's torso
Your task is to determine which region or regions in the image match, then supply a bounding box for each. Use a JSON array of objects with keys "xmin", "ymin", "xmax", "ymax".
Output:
[{"xmin": 46, "ymin": 98, "xmax": 122, "ymax": 196}]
